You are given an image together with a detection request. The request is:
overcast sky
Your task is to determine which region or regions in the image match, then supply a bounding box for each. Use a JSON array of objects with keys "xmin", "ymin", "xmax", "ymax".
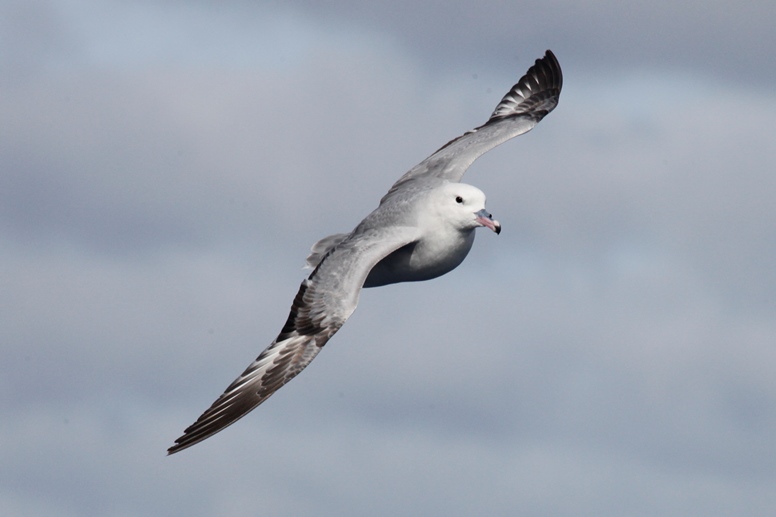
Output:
[{"xmin": 2, "ymin": 0, "xmax": 775, "ymax": 515}]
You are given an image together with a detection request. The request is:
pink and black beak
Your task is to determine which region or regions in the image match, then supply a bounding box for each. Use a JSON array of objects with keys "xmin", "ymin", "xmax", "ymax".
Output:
[{"xmin": 475, "ymin": 208, "xmax": 501, "ymax": 235}]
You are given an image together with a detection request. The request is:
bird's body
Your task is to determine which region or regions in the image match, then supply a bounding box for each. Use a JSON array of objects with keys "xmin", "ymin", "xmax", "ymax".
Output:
[
  {"xmin": 168, "ymin": 50, "xmax": 562, "ymax": 454},
  {"xmin": 363, "ymin": 181, "xmax": 485, "ymax": 287}
]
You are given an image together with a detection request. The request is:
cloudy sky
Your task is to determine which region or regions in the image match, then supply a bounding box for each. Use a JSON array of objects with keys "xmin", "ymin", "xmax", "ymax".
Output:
[{"xmin": 2, "ymin": 0, "xmax": 775, "ymax": 515}]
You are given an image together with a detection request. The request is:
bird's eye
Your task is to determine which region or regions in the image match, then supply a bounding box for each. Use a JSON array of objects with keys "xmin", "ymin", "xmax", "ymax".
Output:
[{"xmin": 455, "ymin": 196, "xmax": 464, "ymax": 204}]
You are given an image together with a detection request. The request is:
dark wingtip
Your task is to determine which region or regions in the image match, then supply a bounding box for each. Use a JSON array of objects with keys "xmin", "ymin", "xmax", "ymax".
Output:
[
  {"xmin": 540, "ymin": 49, "xmax": 563, "ymax": 92},
  {"xmin": 166, "ymin": 437, "xmax": 190, "ymax": 455},
  {"xmin": 485, "ymin": 49, "xmax": 563, "ymax": 123},
  {"xmin": 522, "ymin": 49, "xmax": 563, "ymax": 101}
]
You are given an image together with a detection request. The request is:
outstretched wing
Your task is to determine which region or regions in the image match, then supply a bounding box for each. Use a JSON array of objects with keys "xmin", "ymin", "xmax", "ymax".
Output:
[
  {"xmin": 168, "ymin": 226, "xmax": 420, "ymax": 454},
  {"xmin": 386, "ymin": 50, "xmax": 562, "ymax": 195}
]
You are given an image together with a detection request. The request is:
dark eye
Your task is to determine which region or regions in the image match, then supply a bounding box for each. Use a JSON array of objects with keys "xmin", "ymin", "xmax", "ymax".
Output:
[{"xmin": 455, "ymin": 196, "xmax": 463, "ymax": 204}]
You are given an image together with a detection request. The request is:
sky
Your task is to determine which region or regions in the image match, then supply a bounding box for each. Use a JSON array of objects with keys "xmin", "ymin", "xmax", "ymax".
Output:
[{"xmin": 2, "ymin": 0, "xmax": 775, "ymax": 515}]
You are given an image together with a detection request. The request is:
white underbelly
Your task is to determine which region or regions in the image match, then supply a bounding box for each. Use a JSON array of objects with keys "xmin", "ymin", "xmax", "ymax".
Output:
[{"xmin": 364, "ymin": 231, "xmax": 475, "ymax": 288}]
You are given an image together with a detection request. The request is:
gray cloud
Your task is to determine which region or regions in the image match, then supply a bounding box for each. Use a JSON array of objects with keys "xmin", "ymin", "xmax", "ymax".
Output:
[{"xmin": 278, "ymin": 0, "xmax": 775, "ymax": 86}]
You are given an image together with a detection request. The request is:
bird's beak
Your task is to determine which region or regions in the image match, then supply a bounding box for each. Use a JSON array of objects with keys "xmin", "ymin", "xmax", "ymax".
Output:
[{"xmin": 475, "ymin": 209, "xmax": 501, "ymax": 235}]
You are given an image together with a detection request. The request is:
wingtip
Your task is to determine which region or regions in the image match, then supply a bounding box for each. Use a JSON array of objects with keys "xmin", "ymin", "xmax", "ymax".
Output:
[
  {"xmin": 165, "ymin": 419, "xmax": 225, "ymax": 456},
  {"xmin": 487, "ymin": 49, "xmax": 563, "ymax": 122},
  {"xmin": 530, "ymin": 49, "xmax": 563, "ymax": 93},
  {"xmin": 166, "ymin": 437, "xmax": 189, "ymax": 456}
]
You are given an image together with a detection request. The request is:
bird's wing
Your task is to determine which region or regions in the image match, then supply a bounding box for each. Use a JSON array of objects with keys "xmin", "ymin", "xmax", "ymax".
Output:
[
  {"xmin": 385, "ymin": 50, "xmax": 562, "ymax": 197},
  {"xmin": 168, "ymin": 225, "xmax": 421, "ymax": 454},
  {"xmin": 305, "ymin": 232, "xmax": 350, "ymax": 269}
]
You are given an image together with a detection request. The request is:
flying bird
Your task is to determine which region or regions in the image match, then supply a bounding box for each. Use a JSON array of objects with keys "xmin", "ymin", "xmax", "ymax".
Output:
[{"xmin": 168, "ymin": 50, "xmax": 562, "ymax": 454}]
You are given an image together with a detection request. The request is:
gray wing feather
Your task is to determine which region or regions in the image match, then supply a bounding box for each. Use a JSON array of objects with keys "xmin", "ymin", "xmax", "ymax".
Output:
[
  {"xmin": 168, "ymin": 226, "xmax": 421, "ymax": 454},
  {"xmin": 387, "ymin": 50, "xmax": 562, "ymax": 195},
  {"xmin": 305, "ymin": 232, "xmax": 349, "ymax": 269}
]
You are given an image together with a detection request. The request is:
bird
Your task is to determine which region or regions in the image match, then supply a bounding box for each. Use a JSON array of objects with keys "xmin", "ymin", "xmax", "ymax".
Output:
[{"xmin": 168, "ymin": 50, "xmax": 562, "ymax": 454}]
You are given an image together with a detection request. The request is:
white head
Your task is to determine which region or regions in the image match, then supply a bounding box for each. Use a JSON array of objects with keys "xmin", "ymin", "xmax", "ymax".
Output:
[{"xmin": 433, "ymin": 183, "xmax": 501, "ymax": 234}]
